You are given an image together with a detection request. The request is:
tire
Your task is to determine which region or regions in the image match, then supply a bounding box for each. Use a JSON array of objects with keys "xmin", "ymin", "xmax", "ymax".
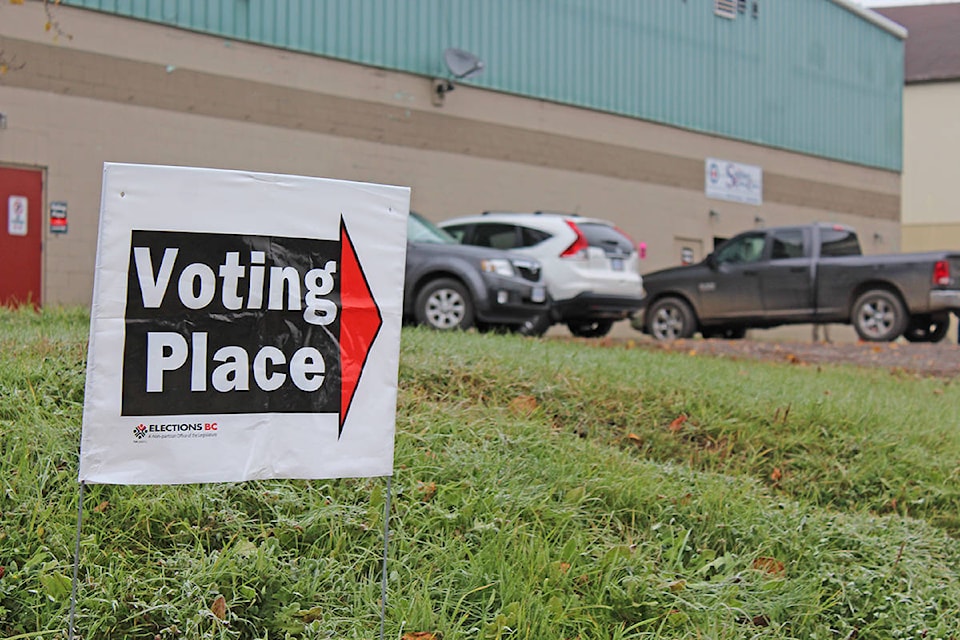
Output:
[
  {"xmin": 904, "ymin": 313, "xmax": 950, "ymax": 343},
  {"xmin": 515, "ymin": 312, "xmax": 553, "ymax": 337},
  {"xmin": 414, "ymin": 278, "xmax": 475, "ymax": 331},
  {"xmin": 646, "ymin": 297, "xmax": 696, "ymax": 341},
  {"xmin": 851, "ymin": 289, "xmax": 907, "ymax": 342},
  {"xmin": 566, "ymin": 319, "xmax": 614, "ymax": 338},
  {"xmin": 702, "ymin": 326, "xmax": 747, "ymax": 340}
]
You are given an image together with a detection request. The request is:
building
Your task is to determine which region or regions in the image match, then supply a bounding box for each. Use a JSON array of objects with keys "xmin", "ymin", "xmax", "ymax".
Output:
[
  {"xmin": 874, "ymin": 2, "xmax": 960, "ymax": 343},
  {"xmin": 0, "ymin": 0, "xmax": 905, "ymax": 318}
]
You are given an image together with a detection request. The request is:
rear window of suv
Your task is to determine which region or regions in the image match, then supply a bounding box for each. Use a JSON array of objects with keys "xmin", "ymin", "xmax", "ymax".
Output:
[{"xmin": 577, "ymin": 222, "xmax": 635, "ymax": 255}]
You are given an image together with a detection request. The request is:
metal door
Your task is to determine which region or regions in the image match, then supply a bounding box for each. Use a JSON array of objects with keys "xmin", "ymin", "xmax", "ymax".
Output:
[{"xmin": 0, "ymin": 167, "xmax": 43, "ymax": 307}]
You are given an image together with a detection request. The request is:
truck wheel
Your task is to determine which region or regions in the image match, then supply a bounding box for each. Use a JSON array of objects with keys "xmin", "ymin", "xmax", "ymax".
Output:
[
  {"xmin": 567, "ymin": 319, "xmax": 613, "ymax": 338},
  {"xmin": 852, "ymin": 289, "xmax": 907, "ymax": 342},
  {"xmin": 904, "ymin": 313, "xmax": 950, "ymax": 343},
  {"xmin": 646, "ymin": 297, "xmax": 696, "ymax": 341},
  {"xmin": 414, "ymin": 278, "xmax": 475, "ymax": 331}
]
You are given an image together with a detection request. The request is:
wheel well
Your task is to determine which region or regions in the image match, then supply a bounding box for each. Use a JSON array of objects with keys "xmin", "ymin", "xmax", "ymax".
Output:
[{"xmin": 407, "ymin": 272, "xmax": 470, "ymax": 314}]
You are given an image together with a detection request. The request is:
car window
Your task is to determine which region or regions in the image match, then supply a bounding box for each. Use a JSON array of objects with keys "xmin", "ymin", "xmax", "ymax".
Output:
[
  {"xmin": 473, "ymin": 223, "xmax": 518, "ymax": 250},
  {"xmin": 577, "ymin": 222, "xmax": 634, "ymax": 254},
  {"xmin": 715, "ymin": 232, "xmax": 766, "ymax": 264},
  {"xmin": 443, "ymin": 224, "xmax": 470, "ymax": 243},
  {"xmin": 408, "ymin": 212, "xmax": 456, "ymax": 244},
  {"xmin": 519, "ymin": 226, "xmax": 552, "ymax": 247},
  {"xmin": 820, "ymin": 228, "xmax": 862, "ymax": 257},
  {"xmin": 770, "ymin": 229, "xmax": 805, "ymax": 260}
]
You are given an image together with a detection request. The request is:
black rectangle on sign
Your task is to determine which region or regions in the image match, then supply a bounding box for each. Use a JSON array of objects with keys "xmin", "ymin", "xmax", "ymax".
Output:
[{"xmin": 122, "ymin": 230, "xmax": 341, "ymax": 416}]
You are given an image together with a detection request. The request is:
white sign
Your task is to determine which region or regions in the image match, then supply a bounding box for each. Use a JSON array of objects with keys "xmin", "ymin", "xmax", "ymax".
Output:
[
  {"xmin": 79, "ymin": 163, "xmax": 410, "ymax": 485},
  {"xmin": 8, "ymin": 195, "xmax": 27, "ymax": 236},
  {"xmin": 705, "ymin": 158, "xmax": 763, "ymax": 206}
]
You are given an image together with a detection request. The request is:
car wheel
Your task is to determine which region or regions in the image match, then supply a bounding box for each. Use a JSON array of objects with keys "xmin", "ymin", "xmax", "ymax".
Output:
[
  {"xmin": 414, "ymin": 278, "xmax": 475, "ymax": 331},
  {"xmin": 852, "ymin": 289, "xmax": 907, "ymax": 342},
  {"xmin": 904, "ymin": 313, "xmax": 950, "ymax": 343},
  {"xmin": 566, "ymin": 319, "xmax": 614, "ymax": 338},
  {"xmin": 646, "ymin": 297, "xmax": 696, "ymax": 341},
  {"xmin": 515, "ymin": 312, "xmax": 553, "ymax": 337}
]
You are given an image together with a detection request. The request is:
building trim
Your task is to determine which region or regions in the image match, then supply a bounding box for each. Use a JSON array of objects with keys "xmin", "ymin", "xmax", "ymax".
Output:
[{"xmin": 830, "ymin": 0, "xmax": 908, "ymax": 39}]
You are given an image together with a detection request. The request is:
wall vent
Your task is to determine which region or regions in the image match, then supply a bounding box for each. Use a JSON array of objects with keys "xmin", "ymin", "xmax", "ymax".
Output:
[{"xmin": 714, "ymin": 0, "xmax": 737, "ymax": 19}]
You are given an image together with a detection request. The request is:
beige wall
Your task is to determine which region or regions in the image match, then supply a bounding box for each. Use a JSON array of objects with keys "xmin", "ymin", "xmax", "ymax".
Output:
[
  {"xmin": 0, "ymin": 3, "xmax": 901, "ymax": 316},
  {"xmin": 901, "ymin": 82, "xmax": 960, "ymax": 230}
]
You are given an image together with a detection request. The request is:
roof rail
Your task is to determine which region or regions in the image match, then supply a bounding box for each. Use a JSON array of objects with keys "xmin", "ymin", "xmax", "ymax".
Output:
[{"xmin": 534, "ymin": 210, "xmax": 579, "ymax": 217}]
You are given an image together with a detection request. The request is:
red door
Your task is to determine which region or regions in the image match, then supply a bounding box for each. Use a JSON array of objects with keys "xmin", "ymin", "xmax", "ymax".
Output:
[{"xmin": 0, "ymin": 167, "xmax": 43, "ymax": 307}]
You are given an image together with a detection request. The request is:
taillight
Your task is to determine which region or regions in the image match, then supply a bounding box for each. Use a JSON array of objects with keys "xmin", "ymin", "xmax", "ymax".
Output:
[
  {"xmin": 560, "ymin": 220, "xmax": 589, "ymax": 257},
  {"xmin": 933, "ymin": 260, "xmax": 951, "ymax": 286}
]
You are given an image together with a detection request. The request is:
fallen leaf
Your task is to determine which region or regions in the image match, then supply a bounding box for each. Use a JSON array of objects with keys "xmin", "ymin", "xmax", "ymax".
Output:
[
  {"xmin": 667, "ymin": 579, "xmax": 686, "ymax": 592},
  {"xmin": 93, "ymin": 501, "xmax": 110, "ymax": 513},
  {"xmin": 417, "ymin": 481, "xmax": 437, "ymax": 502},
  {"xmin": 770, "ymin": 467, "xmax": 782, "ymax": 482},
  {"xmin": 509, "ymin": 395, "xmax": 538, "ymax": 415},
  {"xmin": 210, "ymin": 594, "xmax": 227, "ymax": 620},
  {"xmin": 668, "ymin": 414, "xmax": 687, "ymax": 432},
  {"xmin": 402, "ymin": 633, "xmax": 440, "ymax": 640},
  {"xmin": 785, "ymin": 353, "xmax": 799, "ymax": 364},
  {"xmin": 688, "ymin": 349, "xmax": 698, "ymax": 356},
  {"xmin": 0, "ymin": 566, "xmax": 5, "ymax": 578},
  {"xmin": 558, "ymin": 562, "xmax": 571, "ymax": 573},
  {"xmin": 752, "ymin": 556, "xmax": 785, "ymax": 577},
  {"xmin": 626, "ymin": 432, "xmax": 642, "ymax": 444}
]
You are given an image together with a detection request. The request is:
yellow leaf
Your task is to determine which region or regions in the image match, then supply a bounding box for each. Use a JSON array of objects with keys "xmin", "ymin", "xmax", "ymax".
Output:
[
  {"xmin": 45, "ymin": 21, "xmax": 52, "ymax": 32},
  {"xmin": 509, "ymin": 395, "xmax": 537, "ymax": 415},
  {"xmin": 10, "ymin": 0, "xmax": 26, "ymax": 5},
  {"xmin": 0, "ymin": 64, "xmax": 8, "ymax": 75}
]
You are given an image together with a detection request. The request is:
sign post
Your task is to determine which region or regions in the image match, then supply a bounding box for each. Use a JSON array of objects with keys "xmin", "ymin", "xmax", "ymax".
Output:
[{"xmin": 74, "ymin": 163, "xmax": 409, "ymax": 637}]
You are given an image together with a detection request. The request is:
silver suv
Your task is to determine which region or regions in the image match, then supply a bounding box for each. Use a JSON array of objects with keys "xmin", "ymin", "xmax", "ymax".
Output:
[{"xmin": 440, "ymin": 212, "xmax": 645, "ymax": 337}]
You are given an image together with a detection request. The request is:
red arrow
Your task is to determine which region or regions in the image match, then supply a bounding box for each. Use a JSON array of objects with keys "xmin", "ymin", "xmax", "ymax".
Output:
[{"xmin": 338, "ymin": 218, "xmax": 383, "ymax": 436}]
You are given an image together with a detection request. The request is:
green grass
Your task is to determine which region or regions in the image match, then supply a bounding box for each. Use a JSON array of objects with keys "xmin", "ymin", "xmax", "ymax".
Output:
[{"xmin": 2, "ymin": 307, "xmax": 960, "ymax": 638}]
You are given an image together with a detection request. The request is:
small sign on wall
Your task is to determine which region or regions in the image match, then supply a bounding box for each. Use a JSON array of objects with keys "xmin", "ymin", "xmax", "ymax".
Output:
[
  {"xmin": 8, "ymin": 195, "xmax": 27, "ymax": 236},
  {"xmin": 50, "ymin": 201, "xmax": 68, "ymax": 234},
  {"xmin": 705, "ymin": 158, "xmax": 763, "ymax": 206}
]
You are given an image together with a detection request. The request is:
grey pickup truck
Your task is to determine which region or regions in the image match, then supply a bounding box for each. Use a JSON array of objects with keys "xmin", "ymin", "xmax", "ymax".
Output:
[{"xmin": 632, "ymin": 223, "xmax": 960, "ymax": 342}]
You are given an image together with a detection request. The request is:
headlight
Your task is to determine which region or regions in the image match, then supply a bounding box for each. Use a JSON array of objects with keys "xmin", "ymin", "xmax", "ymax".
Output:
[{"xmin": 480, "ymin": 258, "xmax": 515, "ymax": 277}]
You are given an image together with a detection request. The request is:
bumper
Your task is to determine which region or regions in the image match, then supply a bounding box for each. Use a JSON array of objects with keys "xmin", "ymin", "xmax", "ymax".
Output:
[
  {"xmin": 553, "ymin": 292, "xmax": 645, "ymax": 322},
  {"xmin": 475, "ymin": 276, "xmax": 549, "ymax": 325},
  {"xmin": 930, "ymin": 289, "xmax": 960, "ymax": 312}
]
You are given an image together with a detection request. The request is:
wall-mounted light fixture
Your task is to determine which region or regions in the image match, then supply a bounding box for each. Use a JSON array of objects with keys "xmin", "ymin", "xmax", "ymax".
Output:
[
  {"xmin": 754, "ymin": 215, "xmax": 765, "ymax": 227},
  {"xmin": 708, "ymin": 209, "xmax": 719, "ymax": 221},
  {"xmin": 873, "ymin": 232, "xmax": 883, "ymax": 243},
  {"xmin": 0, "ymin": 113, "xmax": 7, "ymax": 130}
]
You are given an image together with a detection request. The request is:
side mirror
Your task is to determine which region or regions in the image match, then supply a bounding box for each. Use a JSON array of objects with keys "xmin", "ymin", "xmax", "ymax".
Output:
[{"xmin": 705, "ymin": 253, "xmax": 717, "ymax": 269}]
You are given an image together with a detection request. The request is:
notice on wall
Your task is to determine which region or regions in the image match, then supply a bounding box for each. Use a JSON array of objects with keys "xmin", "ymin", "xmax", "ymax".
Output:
[
  {"xmin": 8, "ymin": 195, "xmax": 27, "ymax": 236},
  {"xmin": 705, "ymin": 158, "xmax": 763, "ymax": 206},
  {"xmin": 79, "ymin": 163, "xmax": 410, "ymax": 485}
]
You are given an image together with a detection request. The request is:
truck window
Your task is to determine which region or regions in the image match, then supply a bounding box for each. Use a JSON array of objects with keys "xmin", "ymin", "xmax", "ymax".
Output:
[
  {"xmin": 771, "ymin": 229, "xmax": 805, "ymax": 260},
  {"xmin": 820, "ymin": 229, "xmax": 861, "ymax": 257},
  {"xmin": 715, "ymin": 232, "xmax": 766, "ymax": 264}
]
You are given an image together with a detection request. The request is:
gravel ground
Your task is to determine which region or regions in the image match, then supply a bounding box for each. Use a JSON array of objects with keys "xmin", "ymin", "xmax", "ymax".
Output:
[
  {"xmin": 634, "ymin": 337, "xmax": 960, "ymax": 378},
  {"xmin": 554, "ymin": 333, "xmax": 960, "ymax": 378}
]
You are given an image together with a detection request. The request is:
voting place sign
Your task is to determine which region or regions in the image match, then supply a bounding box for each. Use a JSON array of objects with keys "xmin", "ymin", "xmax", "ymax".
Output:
[{"xmin": 79, "ymin": 164, "xmax": 409, "ymax": 485}]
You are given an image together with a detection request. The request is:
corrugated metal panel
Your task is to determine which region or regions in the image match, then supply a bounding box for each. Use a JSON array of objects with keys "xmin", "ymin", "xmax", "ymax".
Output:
[{"xmin": 60, "ymin": 0, "xmax": 903, "ymax": 170}]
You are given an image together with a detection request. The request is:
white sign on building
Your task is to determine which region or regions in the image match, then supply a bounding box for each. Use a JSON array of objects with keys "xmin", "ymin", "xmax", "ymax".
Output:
[
  {"xmin": 79, "ymin": 163, "xmax": 410, "ymax": 485},
  {"xmin": 705, "ymin": 157, "xmax": 763, "ymax": 206}
]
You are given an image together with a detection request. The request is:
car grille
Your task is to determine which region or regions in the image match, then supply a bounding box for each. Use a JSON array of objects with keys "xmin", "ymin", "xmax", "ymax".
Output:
[{"xmin": 511, "ymin": 259, "xmax": 541, "ymax": 282}]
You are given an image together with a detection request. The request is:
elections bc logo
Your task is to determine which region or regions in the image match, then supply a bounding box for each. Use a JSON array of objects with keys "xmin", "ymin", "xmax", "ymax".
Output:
[{"xmin": 122, "ymin": 230, "xmax": 343, "ymax": 418}]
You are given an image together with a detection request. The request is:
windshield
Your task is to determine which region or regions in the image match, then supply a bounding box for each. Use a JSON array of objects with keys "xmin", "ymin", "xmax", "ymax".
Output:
[{"xmin": 408, "ymin": 212, "xmax": 456, "ymax": 244}]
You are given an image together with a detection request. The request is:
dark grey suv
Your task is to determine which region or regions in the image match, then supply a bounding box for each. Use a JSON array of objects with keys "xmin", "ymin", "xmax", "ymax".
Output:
[{"xmin": 404, "ymin": 212, "xmax": 549, "ymax": 333}]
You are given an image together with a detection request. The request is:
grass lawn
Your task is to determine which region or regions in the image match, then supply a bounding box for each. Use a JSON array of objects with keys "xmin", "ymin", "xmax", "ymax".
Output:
[{"xmin": 2, "ymin": 307, "xmax": 959, "ymax": 638}]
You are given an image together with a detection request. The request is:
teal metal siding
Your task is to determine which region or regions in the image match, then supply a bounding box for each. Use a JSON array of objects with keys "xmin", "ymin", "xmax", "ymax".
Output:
[{"xmin": 61, "ymin": 0, "xmax": 903, "ymax": 170}]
